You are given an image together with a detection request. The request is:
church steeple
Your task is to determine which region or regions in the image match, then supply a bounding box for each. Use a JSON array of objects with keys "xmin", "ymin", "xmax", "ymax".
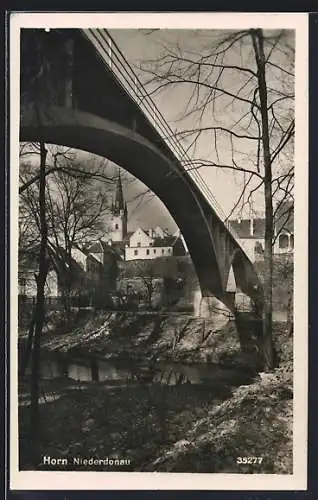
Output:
[
  {"xmin": 114, "ymin": 170, "xmax": 124, "ymax": 213},
  {"xmin": 110, "ymin": 169, "xmax": 128, "ymax": 243}
]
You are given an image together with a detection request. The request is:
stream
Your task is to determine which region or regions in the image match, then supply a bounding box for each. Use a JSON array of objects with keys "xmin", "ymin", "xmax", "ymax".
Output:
[
  {"xmin": 26, "ymin": 349, "xmax": 256, "ymax": 389},
  {"xmin": 19, "ymin": 343, "xmax": 260, "ymax": 471}
]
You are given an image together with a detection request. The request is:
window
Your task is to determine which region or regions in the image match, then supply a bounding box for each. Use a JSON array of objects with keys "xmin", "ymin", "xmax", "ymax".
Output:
[
  {"xmin": 115, "ymin": 223, "xmax": 119, "ymax": 230},
  {"xmin": 137, "ymin": 242, "xmax": 141, "ymax": 247},
  {"xmin": 153, "ymin": 249, "xmax": 156, "ymax": 254},
  {"xmin": 168, "ymin": 248, "xmax": 172, "ymax": 254},
  {"xmin": 279, "ymin": 233, "xmax": 289, "ymax": 249},
  {"xmin": 134, "ymin": 249, "xmax": 138, "ymax": 256},
  {"xmin": 162, "ymin": 249, "xmax": 164, "ymax": 254},
  {"xmin": 146, "ymin": 249, "xmax": 150, "ymax": 255},
  {"xmin": 149, "ymin": 242, "xmax": 153, "ymax": 246}
]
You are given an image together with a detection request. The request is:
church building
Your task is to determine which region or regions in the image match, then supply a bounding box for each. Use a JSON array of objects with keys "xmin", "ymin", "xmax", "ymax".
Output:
[
  {"xmin": 106, "ymin": 171, "xmax": 186, "ymax": 261},
  {"xmin": 109, "ymin": 171, "xmax": 128, "ymax": 243}
]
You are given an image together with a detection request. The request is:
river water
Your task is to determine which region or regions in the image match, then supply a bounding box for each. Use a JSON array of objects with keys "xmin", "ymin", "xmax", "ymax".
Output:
[{"xmin": 29, "ymin": 349, "xmax": 255, "ymax": 389}]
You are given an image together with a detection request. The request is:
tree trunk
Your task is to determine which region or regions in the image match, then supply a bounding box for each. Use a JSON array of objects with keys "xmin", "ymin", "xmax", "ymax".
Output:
[
  {"xmin": 145, "ymin": 280, "xmax": 153, "ymax": 309},
  {"xmin": 287, "ymin": 288, "xmax": 293, "ymax": 336},
  {"xmin": 252, "ymin": 29, "xmax": 276, "ymax": 371},
  {"xmin": 20, "ymin": 309, "xmax": 36, "ymax": 378},
  {"xmin": 30, "ymin": 139, "xmax": 48, "ymax": 462},
  {"xmin": 64, "ymin": 243, "xmax": 73, "ymax": 320}
]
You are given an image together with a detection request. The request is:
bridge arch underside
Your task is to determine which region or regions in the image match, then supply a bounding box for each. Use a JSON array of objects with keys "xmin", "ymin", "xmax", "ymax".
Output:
[{"xmin": 20, "ymin": 105, "xmax": 263, "ymax": 312}]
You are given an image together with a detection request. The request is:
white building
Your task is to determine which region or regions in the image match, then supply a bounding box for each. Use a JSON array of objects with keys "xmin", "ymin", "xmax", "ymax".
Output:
[
  {"xmin": 103, "ymin": 171, "xmax": 186, "ymax": 261},
  {"xmin": 228, "ymin": 201, "xmax": 294, "ymax": 263},
  {"xmin": 125, "ymin": 226, "xmax": 175, "ymax": 261}
]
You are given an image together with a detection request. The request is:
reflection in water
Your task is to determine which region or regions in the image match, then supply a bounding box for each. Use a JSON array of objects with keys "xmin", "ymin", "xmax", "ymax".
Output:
[
  {"xmin": 36, "ymin": 351, "xmax": 250, "ymax": 388},
  {"xmin": 68, "ymin": 362, "xmax": 92, "ymax": 382},
  {"xmin": 40, "ymin": 358, "xmax": 66, "ymax": 379}
]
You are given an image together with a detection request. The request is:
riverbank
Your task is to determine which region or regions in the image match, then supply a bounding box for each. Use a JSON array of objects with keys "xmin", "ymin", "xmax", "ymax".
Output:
[
  {"xmin": 18, "ymin": 310, "xmax": 293, "ymax": 473},
  {"xmin": 142, "ymin": 369, "xmax": 293, "ymax": 473},
  {"xmin": 19, "ymin": 310, "xmax": 265, "ymax": 369},
  {"xmin": 19, "ymin": 360, "xmax": 292, "ymax": 473}
]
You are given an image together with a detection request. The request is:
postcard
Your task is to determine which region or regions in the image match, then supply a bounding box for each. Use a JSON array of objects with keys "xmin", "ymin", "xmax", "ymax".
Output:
[{"xmin": 9, "ymin": 11, "xmax": 308, "ymax": 491}]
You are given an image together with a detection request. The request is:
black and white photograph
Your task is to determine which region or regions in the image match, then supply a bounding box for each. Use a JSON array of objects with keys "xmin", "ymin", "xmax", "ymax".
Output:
[{"xmin": 9, "ymin": 12, "xmax": 308, "ymax": 491}]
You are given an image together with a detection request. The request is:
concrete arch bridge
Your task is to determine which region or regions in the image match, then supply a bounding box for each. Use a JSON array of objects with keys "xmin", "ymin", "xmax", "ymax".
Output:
[{"xmin": 19, "ymin": 28, "xmax": 264, "ymax": 316}]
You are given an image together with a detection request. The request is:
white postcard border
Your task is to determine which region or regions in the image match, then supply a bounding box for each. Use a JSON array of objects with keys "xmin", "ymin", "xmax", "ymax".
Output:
[{"xmin": 9, "ymin": 11, "xmax": 308, "ymax": 491}]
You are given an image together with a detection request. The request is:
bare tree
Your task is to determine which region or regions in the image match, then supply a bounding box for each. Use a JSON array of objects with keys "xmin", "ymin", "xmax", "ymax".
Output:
[
  {"xmin": 19, "ymin": 143, "xmax": 119, "ymax": 194},
  {"xmin": 19, "ymin": 148, "xmax": 114, "ymax": 316},
  {"xmin": 29, "ymin": 139, "xmax": 48, "ymax": 463},
  {"xmin": 120, "ymin": 258, "xmax": 166, "ymax": 310},
  {"xmin": 18, "ymin": 32, "xmax": 121, "ymax": 459},
  {"xmin": 134, "ymin": 261, "xmax": 158, "ymax": 309},
  {"xmin": 139, "ymin": 28, "xmax": 294, "ymax": 370}
]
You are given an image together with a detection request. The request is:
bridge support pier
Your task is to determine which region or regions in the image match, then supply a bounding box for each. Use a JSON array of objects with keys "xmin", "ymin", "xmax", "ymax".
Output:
[{"xmin": 193, "ymin": 289, "xmax": 233, "ymax": 328}]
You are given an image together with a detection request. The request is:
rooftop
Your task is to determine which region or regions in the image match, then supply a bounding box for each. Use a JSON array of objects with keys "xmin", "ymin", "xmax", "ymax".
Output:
[{"xmin": 229, "ymin": 201, "xmax": 294, "ymax": 239}]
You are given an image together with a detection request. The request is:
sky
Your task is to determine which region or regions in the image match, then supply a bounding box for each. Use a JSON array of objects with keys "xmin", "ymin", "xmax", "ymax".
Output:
[
  {"xmin": 109, "ymin": 28, "xmax": 248, "ymax": 221},
  {"xmin": 108, "ymin": 164, "xmax": 179, "ymax": 233},
  {"xmin": 20, "ymin": 27, "xmax": 295, "ymax": 235},
  {"xmin": 107, "ymin": 28, "xmax": 294, "ymax": 224},
  {"xmin": 67, "ymin": 27, "xmax": 294, "ymax": 234}
]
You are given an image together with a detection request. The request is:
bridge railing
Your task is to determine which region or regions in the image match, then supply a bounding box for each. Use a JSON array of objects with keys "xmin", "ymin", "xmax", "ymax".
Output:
[{"xmin": 82, "ymin": 28, "xmax": 240, "ymax": 241}]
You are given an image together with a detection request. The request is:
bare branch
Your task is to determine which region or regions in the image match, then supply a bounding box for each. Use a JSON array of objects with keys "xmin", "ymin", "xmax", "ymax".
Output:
[
  {"xmin": 182, "ymin": 158, "xmax": 264, "ymax": 180},
  {"xmin": 145, "ymin": 75, "xmax": 259, "ymax": 108},
  {"xmin": 266, "ymin": 60, "xmax": 294, "ymax": 78},
  {"xmin": 169, "ymin": 126, "xmax": 261, "ymax": 141},
  {"xmin": 225, "ymin": 173, "xmax": 254, "ymax": 222}
]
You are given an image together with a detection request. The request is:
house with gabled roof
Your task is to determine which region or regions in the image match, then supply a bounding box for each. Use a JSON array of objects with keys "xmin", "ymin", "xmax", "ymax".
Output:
[
  {"xmin": 103, "ymin": 171, "xmax": 187, "ymax": 262},
  {"xmin": 19, "ymin": 171, "xmax": 187, "ymax": 304},
  {"xmin": 124, "ymin": 225, "xmax": 186, "ymax": 261},
  {"xmin": 18, "ymin": 245, "xmax": 59, "ymax": 299},
  {"xmin": 18, "ymin": 239, "xmax": 119, "ymax": 305},
  {"xmin": 228, "ymin": 200, "xmax": 294, "ymax": 263},
  {"xmin": 85, "ymin": 239, "xmax": 120, "ymax": 289}
]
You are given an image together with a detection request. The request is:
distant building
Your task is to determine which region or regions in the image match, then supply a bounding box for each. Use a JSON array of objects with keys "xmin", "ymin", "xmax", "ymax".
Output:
[
  {"xmin": 18, "ymin": 242, "xmax": 119, "ymax": 304},
  {"xmin": 18, "ymin": 266, "xmax": 59, "ymax": 299},
  {"xmin": 18, "ymin": 172, "xmax": 187, "ymax": 302},
  {"xmin": 85, "ymin": 239, "xmax": 120, "ymax": 291},
  {"xmin": 18, "ymin": 246, "xmax": 63, "ymax": 299},
  {"xmin": 273, "ymin": 200, "xmax": 294, "ymax": 255},
  {"xmin": 105, "ymin": 171, "xmax": 186, "ymax": 261},
  {"xmin": 228, "ymin": 200, "xmax": 294, "ymax": 262},
  {"xmin": 124, "ymin": 226, "xmax": 185, "ymax": 261}
]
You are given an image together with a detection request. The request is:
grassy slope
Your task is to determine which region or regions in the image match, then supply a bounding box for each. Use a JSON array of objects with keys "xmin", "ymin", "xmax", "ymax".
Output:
[{"xmin": 143, "ymin": 325, "xmax": 293, "ymax": 473}]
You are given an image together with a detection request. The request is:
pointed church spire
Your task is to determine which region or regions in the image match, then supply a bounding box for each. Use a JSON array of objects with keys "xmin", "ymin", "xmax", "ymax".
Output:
[{"xmin": 114, "ymin": 169, "xmax": 124, "ymax": 211}]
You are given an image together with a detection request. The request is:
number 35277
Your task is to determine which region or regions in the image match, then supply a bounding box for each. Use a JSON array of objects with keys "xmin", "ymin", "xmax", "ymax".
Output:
[{"xmin": 236, "ymin": 457, "xmax": 263, "ymax": 464}]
